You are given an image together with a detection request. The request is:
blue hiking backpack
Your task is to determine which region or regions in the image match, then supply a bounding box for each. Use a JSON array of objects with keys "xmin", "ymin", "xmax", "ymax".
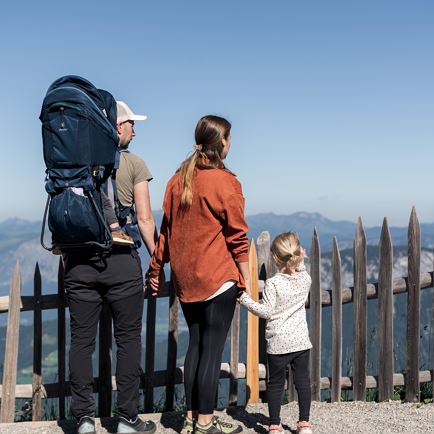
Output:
[{"xmin": 40, "ymin": 75, "xmax": 119, "ymax": 253}]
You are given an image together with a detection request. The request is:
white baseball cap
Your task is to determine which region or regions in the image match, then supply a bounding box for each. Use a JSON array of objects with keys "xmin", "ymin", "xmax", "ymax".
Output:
[{"xmin": 116, "ymin": 101, "xmax": 147, "ymax": 124}]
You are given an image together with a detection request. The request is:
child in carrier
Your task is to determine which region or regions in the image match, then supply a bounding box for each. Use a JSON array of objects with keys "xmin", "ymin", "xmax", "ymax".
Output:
[
  {"xmin": 69, "ymin": 187, "xmax": 134, "ymax": 246},
  {"xmin": 100, "ymin": 189, "xmax": 134, "ymax": 246},
  {"xmin": 239, "ymin": 231, "xmax": 313, "ymax": 434}
]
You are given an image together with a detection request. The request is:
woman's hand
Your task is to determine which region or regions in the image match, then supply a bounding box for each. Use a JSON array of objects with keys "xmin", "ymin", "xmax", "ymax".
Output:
[
  {"xmin": 243, "ymin": 282, "xmax": 252, "ymax": 297},
  {"xmin": 237, "ymin": 282, "xmax": 251, "ymax": 303}
]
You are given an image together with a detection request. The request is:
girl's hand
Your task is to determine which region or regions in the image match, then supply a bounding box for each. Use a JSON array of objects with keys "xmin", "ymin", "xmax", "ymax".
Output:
[{"xmin": 300, "ymin": 247, "xmax": 307, "ymax": 258}]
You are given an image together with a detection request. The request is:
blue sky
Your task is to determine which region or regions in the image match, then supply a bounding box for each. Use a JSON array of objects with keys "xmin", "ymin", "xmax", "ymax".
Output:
[{"xmin": 1, "ymin": 0, "xmax": 434, "ymax": 226}]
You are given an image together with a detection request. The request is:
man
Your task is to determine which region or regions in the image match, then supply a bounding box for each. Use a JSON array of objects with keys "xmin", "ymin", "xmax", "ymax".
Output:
[
  {"xmin": 115, "ymin": 101, "xmax": 157, "ymax": 255},
  {"xmin": 65, "ymin": 101, "xmax": 157, "ymax": 434}
]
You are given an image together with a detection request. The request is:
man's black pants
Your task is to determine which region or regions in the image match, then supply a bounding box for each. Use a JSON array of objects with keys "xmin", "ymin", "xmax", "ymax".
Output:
[{"xmin": 64, "ymin": 249, "xmax": 144, "ymax": 420}]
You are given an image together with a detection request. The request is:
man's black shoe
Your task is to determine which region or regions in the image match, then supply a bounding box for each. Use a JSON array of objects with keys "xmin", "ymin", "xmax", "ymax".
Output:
[
  {"xmin": 77, "ymin": 415, "xmax": 96, "ymax": 434},
  {"xmin": 117, "ymin": 416, "xmax": 157, "ymax": 434}
]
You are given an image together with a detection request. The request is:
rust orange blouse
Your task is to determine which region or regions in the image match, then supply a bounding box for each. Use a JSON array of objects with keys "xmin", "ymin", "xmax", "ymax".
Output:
[{"xmin": 148, "ymin": 168, "xmax": 249, "ymax": 302}]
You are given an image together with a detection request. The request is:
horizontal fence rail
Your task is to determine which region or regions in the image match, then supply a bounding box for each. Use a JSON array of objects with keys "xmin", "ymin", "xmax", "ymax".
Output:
[
  {"xmin": 0, "ymin": 207, "xmax": 433, "ymax": 423},
  {"xmin": 3, "ymin": 272, "xmax": 434, "ymax": 314}
]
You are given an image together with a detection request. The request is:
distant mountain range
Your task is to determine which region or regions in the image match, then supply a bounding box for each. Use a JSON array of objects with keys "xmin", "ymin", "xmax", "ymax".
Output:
[
  {"xmin": 247, "ymin": 211, "xmax": 434, "ymax": 250},
  {"xmin": 1, "ymin": 212, "xmax": 434, "ymax": 298}
]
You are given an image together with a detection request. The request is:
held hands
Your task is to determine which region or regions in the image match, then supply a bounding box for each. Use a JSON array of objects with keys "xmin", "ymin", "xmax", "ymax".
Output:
[
  {"xmin": 237, "ymin": 282, "xmax": 251, "ymax": 303},
  {"xmin": 145, "ymin": 268, "xmax": 165, "ymax": 297}
]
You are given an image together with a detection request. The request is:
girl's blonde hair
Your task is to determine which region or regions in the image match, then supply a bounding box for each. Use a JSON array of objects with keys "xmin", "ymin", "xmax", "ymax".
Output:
[
  {"xmin": 178, "ymin": 115, "xmax": 231, "ymax": 207},
  {"xmin": 271, "ymin": 232, "xmax": 303, "ymax": 272}
]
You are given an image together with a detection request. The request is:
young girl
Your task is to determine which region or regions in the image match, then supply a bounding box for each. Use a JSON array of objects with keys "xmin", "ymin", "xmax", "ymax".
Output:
[
  {"xmin": 148, "ymin": 115, "xmax": 249, "ymax": 434},
  {"xmin": 239, "ymin": 232, "xmax": 313, "ymax": 434}
]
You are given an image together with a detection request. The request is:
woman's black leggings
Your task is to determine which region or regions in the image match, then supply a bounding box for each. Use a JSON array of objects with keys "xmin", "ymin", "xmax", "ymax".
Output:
[
  {"xmin": 267, "ymin": 349, "xmax": 311, "ymax": 425},
  {"xmin": 180, "ymin": 284, "xmax": 237, "ymax": 414}
]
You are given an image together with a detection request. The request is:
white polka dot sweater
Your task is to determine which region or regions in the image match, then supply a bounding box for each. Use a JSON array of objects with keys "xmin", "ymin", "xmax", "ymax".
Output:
[{"xmin": 239, "ymin": 263, "xmax": 313, "ymax": 354}]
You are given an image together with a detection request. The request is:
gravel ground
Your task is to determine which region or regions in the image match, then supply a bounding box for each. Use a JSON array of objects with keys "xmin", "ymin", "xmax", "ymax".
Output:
[{"xmin": 0, "ymin": 402, "xmax": 433, "ymax": 433}]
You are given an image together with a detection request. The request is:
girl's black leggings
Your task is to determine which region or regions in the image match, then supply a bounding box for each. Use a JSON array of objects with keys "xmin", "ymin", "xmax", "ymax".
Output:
[
  {"xmin": 267, "ymin": 349, "xmax": 311, "ymax": 425},
  {"xmin": 180, "ymin": 284, "xmax": 237, "ymax": 414}
]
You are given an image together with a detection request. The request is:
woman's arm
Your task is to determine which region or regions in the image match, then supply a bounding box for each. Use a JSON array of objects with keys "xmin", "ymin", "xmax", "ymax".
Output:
[
  {"xmin": 221, "ymin": 187, "xmax": 250, "ymax": 292},
  {"xmin": 236, "ymin": 261, "xmax": 250, "ymax": 294},
  {"xmin": 147, "ymin": 214, "xmax": 170, "ymax": 294},
  {"xmin": 147, "ymin": 184, "xmax": 172, "ymax": 294}
]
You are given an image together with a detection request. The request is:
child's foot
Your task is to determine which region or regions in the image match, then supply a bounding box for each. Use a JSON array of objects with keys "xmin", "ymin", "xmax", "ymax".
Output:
[
  {"xmin": 268, "ymin": 424, "xmax": 284, "ymax": 433},
  {"xmin": 195, "ymin": 416, "xmax": 242, "ymax": 433},
  {"xmin": 180, "ymin": 415, "xmax": 195, "ymax": 434},
  {"xmin": 112, "ymin": 231, "xmax": 135, "ymax": 246},
  {"xmin": 296, "ymin": 421, "xmax": 312, "ymax": 434},
  {"xmin": 52, "ymin": 246, "xmax": 62, "ymax": 255}
]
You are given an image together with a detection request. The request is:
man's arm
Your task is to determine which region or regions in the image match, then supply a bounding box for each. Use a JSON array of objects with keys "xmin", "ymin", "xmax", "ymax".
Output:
[{"xmin": 133, "ymin": 180, "xmax": 158, "ymax": 256}]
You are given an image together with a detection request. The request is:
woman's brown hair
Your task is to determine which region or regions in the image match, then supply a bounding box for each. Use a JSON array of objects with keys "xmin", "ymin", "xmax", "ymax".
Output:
[{"xmin": 178, "ymin": 115, "xmax": 231, "ymax": 207}]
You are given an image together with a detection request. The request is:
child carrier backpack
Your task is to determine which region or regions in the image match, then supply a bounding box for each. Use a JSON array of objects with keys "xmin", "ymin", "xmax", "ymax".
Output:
[{"xmin": 40, "ymin": 75, "xmax": 119, "ymax": 253}]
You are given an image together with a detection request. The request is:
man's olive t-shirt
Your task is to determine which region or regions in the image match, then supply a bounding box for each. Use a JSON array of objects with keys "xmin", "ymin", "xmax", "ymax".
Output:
[{"xmin": 116, "ymin": 151, "xmax": 153, "ymax": 207}]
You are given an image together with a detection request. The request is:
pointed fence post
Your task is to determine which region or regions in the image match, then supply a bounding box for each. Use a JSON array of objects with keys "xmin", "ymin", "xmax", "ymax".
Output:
[
  {"xmin": 331, "ymin": 237, "xmax": 342, "ymax": 402},
  {"xmin": 0, "ymin": 262, "xmax": 21, "ymax": 423},
  {"xmin": 32, "ymin": 263, "xmax": 43, "ymax": 421},
  {"xmin": 309, "ymin": 228, "xmax": 321, "ymax": 401},
  {"xmin": 256, "ymin": 231, "xmax": 272, "ymax": 402},
  {"xmin": 353, "ymin": 217, "xmax": 367, "ymax": 401},
  {"xmin": 229, "ymin": 302, "xmax": 240, "ymax": 406},
  {"xmin": 257, "ymin": 231, "xmax": 271, "ymax": 281},
  {"xmin": 378, "ymin": 218, "xmax": 394, "ymax": 401},
  {"xmin": 257, "ymin": 231, "xmax": 278, "ymax": 280},
  {"xmin": 165, "ymin": 281, "xmax": 179, "ymax": 411},
  {"xmin": 406, "ymin": 207, "xmax": 420, "ymax": 402},
  {"xmin": 246, "ymin": 239, "xmax": 259, "ymax": 403}
]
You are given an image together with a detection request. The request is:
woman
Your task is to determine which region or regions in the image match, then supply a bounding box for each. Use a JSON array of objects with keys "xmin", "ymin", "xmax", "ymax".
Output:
[{"xmin": 148, "ymin": 115, "xmax": 249, "ymax": 434}]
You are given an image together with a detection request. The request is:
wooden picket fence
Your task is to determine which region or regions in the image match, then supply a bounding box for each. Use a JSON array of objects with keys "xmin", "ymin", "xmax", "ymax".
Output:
[{"xmin": 0, "ymin": 207, "xmax": 433, "ymax": 424}]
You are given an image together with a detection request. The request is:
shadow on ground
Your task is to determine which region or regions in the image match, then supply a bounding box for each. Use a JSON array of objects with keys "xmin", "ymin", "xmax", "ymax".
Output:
[
  {"xmin": 159, "ymin": 412, "xmax": 184, "ymax": 431},
  {"xmin": 226, "ymin": 407, "xmax": 295, "ymax": 434}
]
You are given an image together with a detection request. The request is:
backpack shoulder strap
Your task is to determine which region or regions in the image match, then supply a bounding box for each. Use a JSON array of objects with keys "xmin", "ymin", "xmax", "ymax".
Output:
[{"xmin": 102, "ymin": 150, "xmax": 141, "ymax": 247}]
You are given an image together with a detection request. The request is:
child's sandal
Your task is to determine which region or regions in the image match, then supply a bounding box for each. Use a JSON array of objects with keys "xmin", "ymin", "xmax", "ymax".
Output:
[
  {"xmin": 296, "ymin": 421, "xmax": 312, "ymax": 434},
  {"xmin": 268, "ymin": 424, "xmax": 284, "ymax": 434}
]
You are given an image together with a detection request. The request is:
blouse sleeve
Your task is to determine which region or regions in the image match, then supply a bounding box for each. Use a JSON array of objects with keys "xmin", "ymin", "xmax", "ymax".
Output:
[
  {"xmin": 147, "ymin": 183, "xmax": 172, "ymax": 280},
  {"xmin": 148, "ymin": 213, "xmax": 170, "ymax": 278},
  {"xmin": 239, "ymin": 280, "xmax": 277, "ymax": 320},
  {"xmin": 221, "ymin": 189, "xmax": 249, "ymax": 263}
]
